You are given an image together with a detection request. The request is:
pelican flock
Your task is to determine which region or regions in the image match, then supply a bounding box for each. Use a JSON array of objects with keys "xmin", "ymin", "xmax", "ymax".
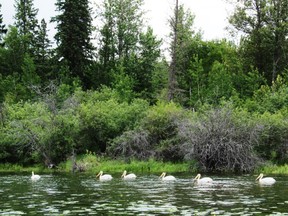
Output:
[
  {"xmin": 96, "ymin": 171, "xmax": 113, "ymax": 181},
  {"xmin": 193, "ymin": 173, "xmax": 213, "ymax": 185},
  {"xmin": 256, "ymin": 173, "xmax": 276, "ymax": 185},
  {"xmin": 58, "ymin": 170, "xmax": 278, "ymax": 187},
  {"xmin": 121, "ymin": 170, "xmax": 137, "ymax": 180},
  {"xmin": 159, "ymin": 172, "xmax": 176, "ymax": 181},
  {"xmin": 31, "ymin": 171, "xmax": 41, "ymax": 181}
]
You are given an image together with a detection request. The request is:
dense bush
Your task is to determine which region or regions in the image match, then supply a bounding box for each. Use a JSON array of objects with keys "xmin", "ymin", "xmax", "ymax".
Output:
[
  {"xmin": 255, "ymin": 111, "xmax": 288, "ymax": 164},
  {"xmin": 1, "ymin": 82, "xmax": 288, "ymax": 172},
  {"xmin": 244, "ymin": 76, "xmax": 288, "ymax": 113},
  {"xmin": 108, "ymin": 102, "xmax": 186, "ymax": 162},
  {"xmin": 178, "ymin": 106, "xmax": 262, "ymax": 172},
  {"xmin": 77, "ymin": 87, "xmax": 149, "ymax": 153}
]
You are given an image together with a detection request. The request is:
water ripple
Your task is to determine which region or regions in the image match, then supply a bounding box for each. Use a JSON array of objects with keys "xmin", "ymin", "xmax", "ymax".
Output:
[{"xmin": 0, "ymin": 173, "xmax": 287, "ymax": 215}]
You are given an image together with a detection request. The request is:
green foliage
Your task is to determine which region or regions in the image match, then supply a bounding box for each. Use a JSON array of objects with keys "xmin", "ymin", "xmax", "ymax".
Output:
[
  {"xmin": 14, "ymin": 0, "xmax": 39, "ymax": 54},
  {"xmin": 140, "ymin": 102, "xmax": 184, "ymax": 139},
  {"xmin": 245, "ymin": 75, "xmax": 288, "ymax": 113},
  {"xmin": 135, "ymin": 27, "xmax": 161, "ymax": 100},
  {"xmin": 97, "ymin": 0, "xmax": 161, "ymax": 102},
  {"xmin": 78, "ymin": 88, "xmax": 149, "ymax": 153},
  {"xmin": 229, "ymin": 0, "xmax": 288, "ymax": 84},
  {"xmin": 257, "ymin": 164, "xmax": 288, "ymax": 175},
  {"xmin": 53, "ymin": 0, "xmax": 94, "ymax": 87},
  {"xmin": 109, "ymin": 102, "xmax": 187, "ymax": 162},
  {"xmin": 254, "ymin": 111, "xmax": 288, "ymax": 164},
  {"xmin": 62, "ymin": 153, "xmax": 193, "ymax": 173},
  {"xmin": 111, "ymin": 65, "xmax": 136, "ymax": 103},
  {"xmin": 1, "ymin": 0, "xmax": 288, "ymax": 172},
  {"xmin": 206, "ymin": 61, "xmax": 234, "ymax": 103},
  {"xmin": 1, "ymin": 83, "xmax": 83, "ymax": 165}
]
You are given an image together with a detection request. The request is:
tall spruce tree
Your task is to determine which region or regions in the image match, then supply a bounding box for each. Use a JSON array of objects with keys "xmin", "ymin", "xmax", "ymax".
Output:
[
  {"xmin": 53, "ymin": 0, "xmax": 94, "ymax": 88},
  {"xmin": 0, "ymin": 3, "xmax": 8, "ymax": 47},
  {"xmin": 34, "ymin": 19, "xmax": 52, "ymax": 81},
  {"xmin": 14, "ymin": 0, "xmax": 39, "ymax": 55}
]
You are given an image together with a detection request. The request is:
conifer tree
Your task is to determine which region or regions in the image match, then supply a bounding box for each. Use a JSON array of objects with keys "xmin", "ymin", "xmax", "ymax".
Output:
[
  {"xmin": 14, "ymin": 0, "xmax": 39, "ymax": 55},
  {"xmin": 53, "ymin": 0, "xmax": 94, "ymax": 88},
  {"xmin": 34, "ymin": 19, "xmax": 52, "ymax": 81},
  {"xmin": 0, "ymin": 4, "xmax": 8, "ymax": 47}
]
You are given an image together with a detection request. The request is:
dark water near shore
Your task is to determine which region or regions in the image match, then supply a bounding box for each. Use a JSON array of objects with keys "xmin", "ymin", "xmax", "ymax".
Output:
[{"xmin": 0, "ymin": 172, "xmax": 287, "ymax": 215}]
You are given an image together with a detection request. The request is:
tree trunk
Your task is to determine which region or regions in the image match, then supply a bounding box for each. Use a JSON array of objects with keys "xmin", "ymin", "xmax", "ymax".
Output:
[{"xmin": 168, "ymin": 0, "xmax": 179, "ymax": 101}]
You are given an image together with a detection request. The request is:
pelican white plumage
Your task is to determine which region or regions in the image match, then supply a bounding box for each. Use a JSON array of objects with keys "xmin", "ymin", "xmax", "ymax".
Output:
[
  {"xmin": 121, "ymin": 170, "xmax": 136, "ymax": 180},
  {"xmin": 96, "ymin": 171, "xmax": 113, "ymax": 181},
  {"xmin": 256, "ymin": 173, "xmax": 276, "ymax": 185},
  {"xmin": 193, "ymin": 173, "xmax": 213, "ymax": 185},
  {"xmin": 31, "ymin": 171, "xmax": 41, "ymax": 181},
  {"xmin": 159, "ymin": 172, "xmax": 176, "ymax": 181}
]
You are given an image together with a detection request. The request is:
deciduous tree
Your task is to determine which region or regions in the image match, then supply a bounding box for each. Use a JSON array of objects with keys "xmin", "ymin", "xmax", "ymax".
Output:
[{"xmin": 229, "ymin": 0, "xmax": 288, "ymax": 84}]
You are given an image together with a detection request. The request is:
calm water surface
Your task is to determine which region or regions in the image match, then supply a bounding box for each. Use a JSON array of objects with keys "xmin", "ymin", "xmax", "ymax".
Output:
[{"xmin": 0, "ymin": 172, "xmax": 288, "ymax": 215}]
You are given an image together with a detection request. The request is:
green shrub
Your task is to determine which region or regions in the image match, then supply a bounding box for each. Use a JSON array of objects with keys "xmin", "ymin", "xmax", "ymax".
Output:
[
  {"xmin": 108, "ymin": 101, "xmax": 187, "ymax": 162},
  {"xmin": 254, "ymin": 111, "xmax": 288, "ymax": 164}
]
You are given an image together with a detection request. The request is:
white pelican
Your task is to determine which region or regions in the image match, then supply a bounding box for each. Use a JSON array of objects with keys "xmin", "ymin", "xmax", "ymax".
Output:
[
  {"xmin": 159, "ymin": 172, "xmax": 176, "ymax": 181},
  {"xmin": 31, "ymin": 171, "xmax": 41, "ymax": 181},
  {"xmin": 256, "ymin": 173, "xmax": 276, "ymax": 185},
  {"xmin": 193, "ymin": 173, "xmax": 213, "ymax": 185},
  {"xmin": 96, "ymin": 171, "xmax": 113, "ymax": 181},
  {"xmin": 121, "ymin": 170, "xmax": 136, "ymax": 180}
]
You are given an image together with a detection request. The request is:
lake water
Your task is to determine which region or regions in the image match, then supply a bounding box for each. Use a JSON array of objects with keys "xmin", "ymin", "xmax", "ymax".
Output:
[{"xmin": 0, "ymin": 172, "xmax": 287, "ymax": 215}]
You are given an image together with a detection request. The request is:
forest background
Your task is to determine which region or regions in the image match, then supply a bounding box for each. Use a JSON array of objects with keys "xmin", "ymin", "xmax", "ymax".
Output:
[{"xmin": 0, "ymin": 0, "xmax": 288, "ymax": 173}]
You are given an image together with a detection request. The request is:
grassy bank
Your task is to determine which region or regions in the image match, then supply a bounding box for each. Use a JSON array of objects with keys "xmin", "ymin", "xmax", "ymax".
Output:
[
  {"xmin": 0, "ymin": 163, "xmax": 49, "ymax": 173},
  {"xmin": 0, "ymin": 154, "xmax": 196, "ymax": 174},
  {"xmin": 57, "ymin": 153, "xmax": 197, "ymax": 174},
  {"xmin": 1, "ymin": 153, "xmax": 288, "ymax": 175},
  {"xmin": 256, "ymin": 164, "xmax": 288, "ymax": 175}
]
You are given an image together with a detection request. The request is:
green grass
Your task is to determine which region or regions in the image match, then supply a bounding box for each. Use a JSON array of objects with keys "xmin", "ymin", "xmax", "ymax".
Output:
[
  {"xmin": 0, "ymin": 163, "xmax": 47, "ymax": 173},
  {"xmin": 4, "ymin": 153, "xmax": 288, "ymax": 175},
  {"xmin": 256, "ymin": 164, "xmax": 288, "ymax": 174},
  {"xmin": 58, "ymin": 152, "xmax": 197, "ymax": 174}
]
